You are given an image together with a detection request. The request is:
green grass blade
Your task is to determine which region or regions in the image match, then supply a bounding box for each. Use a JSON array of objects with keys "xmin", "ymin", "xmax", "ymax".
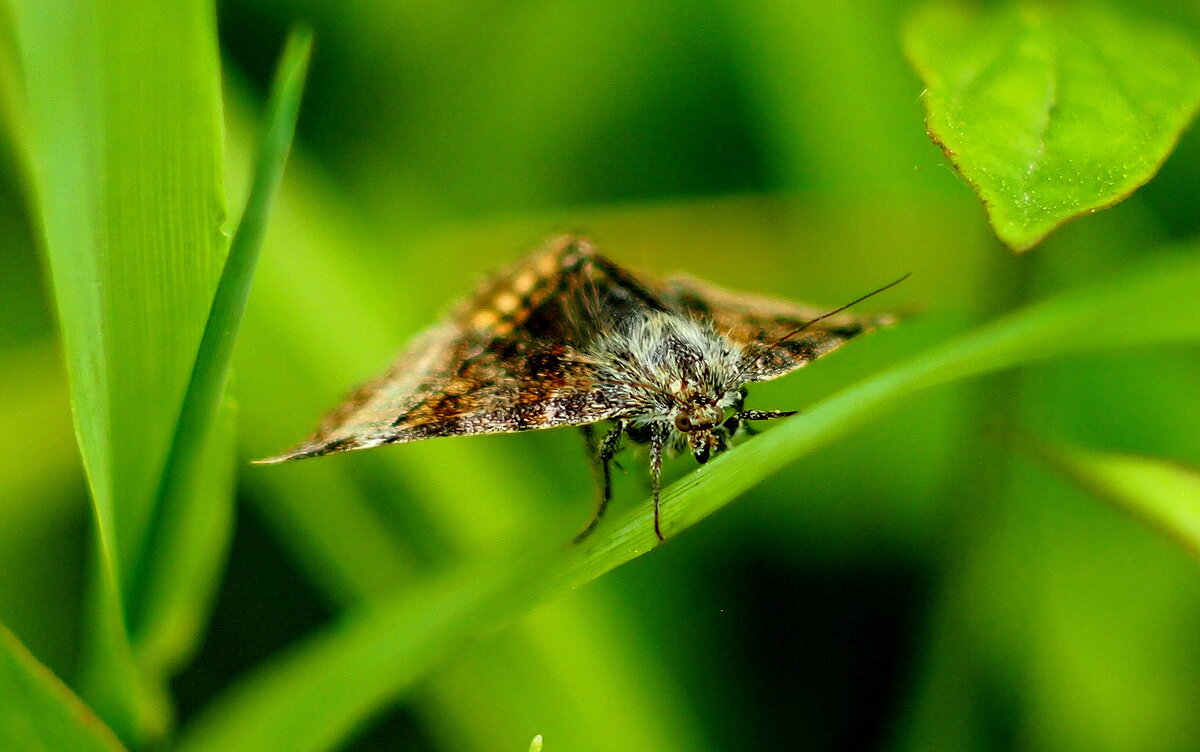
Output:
[
  {"xmin": 125, "ymin": 25, "xmax": 312, "ymax": 653},
  {"xmin": 178, "ymin": 245, "xmax": 1200, "ymax": 752},
  {"xmin": 0, "ymin": 3, "xmax": 30, "ymax": 196},
  {"xmin": 130, "ymin": 403, "xmax": 236, "ymax": 680},
  {"xmin": 905, "ymin": 3, "xmax": 1200, "ymax": 251},
  {"xmin": 4, "ymin": 0, "xmax": 227, "ymax": 740},
  {"xmin": 1034, "ymin": 441, "xmax": 1200, "ymax": 561},
  {"xmin": 0, "ymin": 625, "xmax": 127, "ymax": 752}
]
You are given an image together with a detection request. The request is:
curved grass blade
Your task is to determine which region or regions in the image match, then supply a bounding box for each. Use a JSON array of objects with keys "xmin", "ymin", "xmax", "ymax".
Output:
[
  {"xmin": 1033, "ymin": 441, "xmax": 1200, "ymax": 561},
  {"xmin": 0, "ymin": 625, "xmax": 127, "ymax": 752},
  {"xmin": 178, "ymin": 246, "xmax": 1200, "ymax": 752},
  {"xmin": 126, "ymin": 27, "xmax": 313, "ymax": 655}
]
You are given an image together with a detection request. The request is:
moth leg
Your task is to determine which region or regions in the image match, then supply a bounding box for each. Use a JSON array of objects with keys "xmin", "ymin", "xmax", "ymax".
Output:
[
  {"xmin": 736, "ymin": 409, "xmax": 797, "ymax": 423},
  {"xmin": 725, "ymin": 409, "xmax": 794, "ymax": 436},
  {"xmin": 714, "ymin": 430, "xmax": 729, "ymax": 454},
  {"xmin": 650, "ymin": 423, "xmax": 667, "ymax": 542},
  {"xmin": 722, "ymin": 415, "xmax": 753, "ymax": 436},
  {"xmin": 580, "ymin": 423, "xmax": 602, "ymax": 497},
  {"xmin": 575, "ymin": 421, "xmax": 625, "ymax": 544},
  {"xmin": 722, "ymin": 389, "xmax": 758, "ymax": 436},
  {"xmin": 581, "ymin": 423, "xmax": 599, "ymax": 466}
]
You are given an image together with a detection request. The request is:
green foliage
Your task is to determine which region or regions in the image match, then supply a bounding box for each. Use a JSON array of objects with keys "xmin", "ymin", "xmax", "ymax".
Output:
[
  {"xmin": 0, "ymin": 626, "xmax": 126, "ymax": 752},
  {"xmin": 4, "ymin": 0, "xmax": 228, "ymax": 740},
  {"xmin": 1036, "ymin": 441, "xmax": 1200, "ymax": 560},
  {"xmin": 0, "ymin": 1, "xmax": 1198, "ymax": 751},
  {"xmin": 0, "ymin": 4, "xmax": 308, "ymax": 746},
  {"xmin": 126, "ymin": 26, "xmax": 312, "ymax": 649},
  {"xmin": 178, "ymin": 246, "xmax": 1200, "ymax": 752},
  {"xmin": 906, "ymin": 2, "xmax": 1200, "ymax": 251}
]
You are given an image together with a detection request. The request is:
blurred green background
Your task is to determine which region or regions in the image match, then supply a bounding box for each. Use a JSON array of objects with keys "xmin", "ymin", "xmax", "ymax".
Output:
[{"xmin": 2, "ymin": 1, "xmax": 1199, "ymax": 750}]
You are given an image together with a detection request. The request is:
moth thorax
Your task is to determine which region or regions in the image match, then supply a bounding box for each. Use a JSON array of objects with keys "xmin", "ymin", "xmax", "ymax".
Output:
[{"xmin": 615, "ymin": 310, "xmax": 740, "ymax": 389}]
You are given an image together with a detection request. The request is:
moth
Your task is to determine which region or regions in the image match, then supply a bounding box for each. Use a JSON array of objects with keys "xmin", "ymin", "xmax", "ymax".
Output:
[{"xmin": 258, "ymin": 235, "xmax": 902, "ymax": 542}]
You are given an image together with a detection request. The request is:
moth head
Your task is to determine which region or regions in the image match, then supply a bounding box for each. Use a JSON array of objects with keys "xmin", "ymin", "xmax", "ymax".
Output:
[{"xmin": 672, "ymin": 399, "xmax": 726, "ymax": 464}]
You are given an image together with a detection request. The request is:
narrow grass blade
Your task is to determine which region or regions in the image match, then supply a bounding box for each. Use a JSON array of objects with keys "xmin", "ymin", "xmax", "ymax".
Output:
[
  {"xmin": 4, "ymin": 0, "xmax": 228, "ymax": 739},
  {"xmin": 130, "ymin": 403, "xmax": 236, "ymax": 679},
  {"xmin": 1034, "ymin": 442, "xmax": 1200, "ymax": 561},
  {"xmin": 179, "ymin": 246, "xmax": 1200, "ymax": 752},
  {"xmin": 125, "ymin": 25, "xmax": 313, "ymax": 659},
  {"xmin": 0, "ymin": 625, "xmax": 127, "ymax": 752}
]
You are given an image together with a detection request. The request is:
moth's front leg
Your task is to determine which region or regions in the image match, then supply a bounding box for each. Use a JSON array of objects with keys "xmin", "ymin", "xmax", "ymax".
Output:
[
  {"xmin": 575, "ymin": 420, "xmax": 625, "ymax": 543},
  {"xmin": 581, "ymin": 423, "xmax": 600, "ymax": 486},
  {"xmin": 649, "ymin": 422, "xmax": 668, "ymax": 542},
  {"xmin": 723, "ymin": 408, "xmax": 797, "ymax": 437},
  {"xmin": 736, "ymin": 409, "xmax": 797, "ymax": 422}
]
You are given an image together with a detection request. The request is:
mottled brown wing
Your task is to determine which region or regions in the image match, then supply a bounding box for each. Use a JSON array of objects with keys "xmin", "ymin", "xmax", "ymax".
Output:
[
  {"xmin": 257, "ymin": 236, "xmax": 654, "ymax": 463},
  {"xmin": 461, "ymin": 234, "xmax": 670, "ymax": 348},
  {"xmin": 656, "ymin": 275, "xmax": 895, "ymax": 383}
]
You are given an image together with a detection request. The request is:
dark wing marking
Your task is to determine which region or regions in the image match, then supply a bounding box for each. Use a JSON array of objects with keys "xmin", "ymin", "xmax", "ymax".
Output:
[
  {"xmin": 656, "ymin": 275, "xmax": 895, "ymax": 383},
  {"xmin": 257, "ymin": 236, "xmax": 651, "ymax": 463},
  {"xmin": 476, "ymin": 235, "xmax": 670, "ymax": 347}
]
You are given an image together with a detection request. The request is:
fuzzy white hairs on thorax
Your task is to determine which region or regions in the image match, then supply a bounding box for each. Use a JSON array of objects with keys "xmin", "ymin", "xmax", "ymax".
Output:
[{"xmin": 588, "ymin": 310, "xmax": 742, "ymax": 412}]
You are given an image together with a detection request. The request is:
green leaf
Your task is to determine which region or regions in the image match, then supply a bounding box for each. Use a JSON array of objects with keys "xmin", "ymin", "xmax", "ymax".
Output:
[
  {"xmin": 130, "ymin": 402, "xmax": 236, "ymax": 680},
  {"xmin": 1035, "ymin": 441, "xmax": 1200, "ymax": 561},
  {"xmin": 4, "ymin": 0, "xmax": 228, "ymax": 739},
  {"xmin": 905, "ymin": 2, "xmax": 1200, "ymax": 251},
  {"xmin": 126, "ymin": 25, "xmax": 313, "ymax": 660},
  {"xmin": 0, "ymin": 624, "xmax": 127, "ymax": 752},
  {"xmin": 178, "ymin": 246, "xmax": 1200, "ymax": 752}
]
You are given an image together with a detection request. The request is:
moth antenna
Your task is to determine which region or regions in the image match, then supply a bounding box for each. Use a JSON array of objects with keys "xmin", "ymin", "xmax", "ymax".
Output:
[{"xmin": 768, "ymin": 273, "xmax": 911, "ymax": 350}]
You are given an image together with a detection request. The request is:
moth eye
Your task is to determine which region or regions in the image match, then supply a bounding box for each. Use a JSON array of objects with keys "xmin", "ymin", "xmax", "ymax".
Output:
[{"xmin": 674, "ymin": 413, "xmax": 693, "ymax": 432}]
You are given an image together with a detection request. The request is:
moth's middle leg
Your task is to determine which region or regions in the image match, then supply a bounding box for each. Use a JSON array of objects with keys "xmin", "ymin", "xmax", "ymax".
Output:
[{"xmin": 575, "ymin": 420, "xmax": 625, "ymax": 543}]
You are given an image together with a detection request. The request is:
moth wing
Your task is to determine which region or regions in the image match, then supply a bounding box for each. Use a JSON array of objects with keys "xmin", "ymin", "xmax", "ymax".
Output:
[
  {"xmin": 464, "ymin": 234, "xmax": 671, "ymax": 348},
  {"xmin": 656, "ymin": 275, "xmax": 895, "ymax": 383},
  {"xmin": 257, "ymin": 235, "xmax": 651, "ymax": 463},
  {"xmin": 256, "ymin": 322, "xmax": 461, "ymax": 462},
  {"xmin": 257, "ymin": 331, "xmax": 635, "ymax": 462}
]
